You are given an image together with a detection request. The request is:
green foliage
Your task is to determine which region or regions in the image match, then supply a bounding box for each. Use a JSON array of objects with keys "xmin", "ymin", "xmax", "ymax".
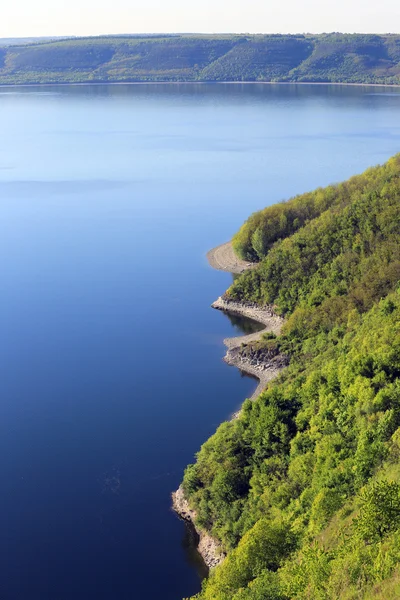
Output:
[
  {"xmin": 183, "ymin": 155, "xmax": 400, "ymax": 599},
  {"xmin": 183, "ymin": 389, "xmax": 298, "ymax": 548},
  {"xmin": 199, "ymin": 37, "xmax": 312, "ymax": 82},
  {"xmin": 228, "ymin": 156, "xmax": 400, "ymax": 317},
  {"xmin": 354, "ymin": 481, "xmax": 400, "ymax": 542},
  {"xmin": 232, "ymin": 570, "xmax": 288, "ymax": 600},
  {"xmin": 232, "ymin": 182, "xmax": 340, "ymax": 261},
  {"xmin": 2, "ymin": 33, "xmax": 400, "ymax": 85},
  {"xmin": 292, "ymin": 33, "xmax": 400, "ymax": 84},
  {"xmin": 199, "ymin": 519, "xmax": 296, "ymax": 600}
]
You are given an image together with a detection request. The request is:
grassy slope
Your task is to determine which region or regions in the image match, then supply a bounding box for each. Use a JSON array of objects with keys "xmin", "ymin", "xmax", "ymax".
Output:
[
  {"xmin": 182, "ymin": 156, "xmax": 400, "ymax": 599},
  {"xmin": 1, "ymin": 33, "xmax": 400, "ymax": 84}
]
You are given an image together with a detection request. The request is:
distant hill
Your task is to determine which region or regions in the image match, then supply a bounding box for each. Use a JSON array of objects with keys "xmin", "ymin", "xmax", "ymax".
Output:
[
  {"xmin": 0, "ymin": 36, "xmax": 69, "ymax": 47},
  {"xmin": 1, "ymin": 33, "xmax": 400, "ymax": 85}
]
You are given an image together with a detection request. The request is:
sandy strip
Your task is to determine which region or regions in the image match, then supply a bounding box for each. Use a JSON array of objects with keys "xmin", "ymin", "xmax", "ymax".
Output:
[{"xmin": 206, "ymin": 241, "xmax": 257, "ymax": 274}]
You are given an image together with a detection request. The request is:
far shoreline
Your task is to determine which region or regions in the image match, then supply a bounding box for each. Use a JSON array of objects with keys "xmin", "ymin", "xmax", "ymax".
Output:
[{"xmin": 1, "ymin": 80, "xmax": 400, "ymax": 89}]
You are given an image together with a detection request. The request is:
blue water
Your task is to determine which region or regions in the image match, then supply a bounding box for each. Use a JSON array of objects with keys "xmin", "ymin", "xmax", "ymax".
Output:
[{"xmin": 0, "ymin": 83, "xmax": 399, "ymax": 600}]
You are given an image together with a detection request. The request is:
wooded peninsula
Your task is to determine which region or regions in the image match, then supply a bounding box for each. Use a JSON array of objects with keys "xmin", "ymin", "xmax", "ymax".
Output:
[{"xmin": 180, "ymin": 155, "xmax": 400, "ymax": 599}]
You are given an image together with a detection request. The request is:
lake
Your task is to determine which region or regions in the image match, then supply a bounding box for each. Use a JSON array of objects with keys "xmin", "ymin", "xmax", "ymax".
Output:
[{"xmin": 0, "ymin": 82, "xmax": 400, "ymax": 600}]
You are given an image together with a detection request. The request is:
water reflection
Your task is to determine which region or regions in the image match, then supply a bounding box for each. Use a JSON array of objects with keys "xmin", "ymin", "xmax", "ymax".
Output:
[
  {"xmin": 220, "ymin": 311, "xmax": 265, "ymax": 336},
  {"xmin": 181, "ymin": 522, "xmax": 209, "ymax": 582}
]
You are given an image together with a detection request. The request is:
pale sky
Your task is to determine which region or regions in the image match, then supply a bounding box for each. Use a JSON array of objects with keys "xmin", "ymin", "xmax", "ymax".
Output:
[{"xmin": 2, "ymin": 0, "xmax": 400, "ymax": 38}]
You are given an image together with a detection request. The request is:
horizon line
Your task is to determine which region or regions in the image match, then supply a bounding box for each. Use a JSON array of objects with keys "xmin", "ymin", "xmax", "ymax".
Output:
[{"xmin": 2, "ymin": 31, "xmax": 400, "ymax": 40}]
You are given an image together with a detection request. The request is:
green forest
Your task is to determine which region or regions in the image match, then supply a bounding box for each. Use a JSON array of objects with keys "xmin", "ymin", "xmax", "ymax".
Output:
[
  {"xmin": 182, "ymin": 155, "xmax": 400, "ymax": 599},
  {"xmin": 1, "ymin": 33, "xmax": 400, "ymax": 85}
]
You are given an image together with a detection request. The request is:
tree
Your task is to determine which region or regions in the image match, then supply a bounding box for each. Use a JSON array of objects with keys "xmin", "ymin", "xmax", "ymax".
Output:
[{"xmin": 354, "ymin": 480, "xmax": 400, "ymax": 542}]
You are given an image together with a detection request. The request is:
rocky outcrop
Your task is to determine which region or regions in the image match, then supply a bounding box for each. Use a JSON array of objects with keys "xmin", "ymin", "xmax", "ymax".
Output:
[
  {"xmin": 212, "ymin": 296, "xmax": 284, "ymax": 336},
  {"xmin": 212, "ymin": 295, "xmax": 287, "ymax": 401},
  {"xmin": 172, "ymin": 486, "xmax": 225, "ymax": 569},
  {"xmin": 226, "ymin": 339, "xmax": 289, "ymax": 377},
  {"xmin": 225, "ymin": 349, "xmax": 288, "ymax": 405}
]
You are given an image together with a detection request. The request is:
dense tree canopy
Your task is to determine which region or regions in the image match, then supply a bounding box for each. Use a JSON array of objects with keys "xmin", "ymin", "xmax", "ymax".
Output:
[{"xmin": 183, "ymin": 156, "xmax": 400, "ymax": 600}]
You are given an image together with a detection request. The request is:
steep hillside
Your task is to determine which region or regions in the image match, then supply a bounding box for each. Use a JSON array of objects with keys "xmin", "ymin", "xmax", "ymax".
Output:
[
  {"xmin": 293, "ymin": 34, "xmax": 400, "ymax": 83},
  {"xmin": 199, "ymin": 37, "xmax": 313, "ymax": 82},
  {"xmin": 1, "ymin": 34, "xmax": 400, "ymax": 84},
  {"xmin": 182, "ymin": 156, "xmax": 400, "ymax": 599}
]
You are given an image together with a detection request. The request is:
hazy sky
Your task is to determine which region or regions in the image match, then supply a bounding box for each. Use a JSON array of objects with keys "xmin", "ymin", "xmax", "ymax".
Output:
[{"xmin": 2, "ymin": 0, "xmax": 400, "ymax": 38}]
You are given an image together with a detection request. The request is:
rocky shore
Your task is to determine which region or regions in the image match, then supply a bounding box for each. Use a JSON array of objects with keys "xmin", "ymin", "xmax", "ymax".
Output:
[
  {"xmin": 171, "ymin": 486, "xmax": 225, "ymax": 569},
  {"xmin": 212, "ymin": 296, "xmax": 284, "ymax": 336},
  {"xmin": 226, "ymin": 350, "xmax": 288, "ymax": 404},
  {"xmin": 212, "ymin": 295, "xmax": 286, "ymax": 402},
  {"xmin": 172, "ymin": 246, "xmax": 288, "ymax": 570}
]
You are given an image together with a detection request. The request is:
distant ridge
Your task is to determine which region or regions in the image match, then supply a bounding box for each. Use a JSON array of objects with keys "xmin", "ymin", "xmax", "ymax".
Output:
[
  {"xmin": 1, "ymin": 33, "xmax": 400, "ymax": 85},
  {"xmin": 0, "ymin": 36, "xmax": 70, "ymax": 47}
]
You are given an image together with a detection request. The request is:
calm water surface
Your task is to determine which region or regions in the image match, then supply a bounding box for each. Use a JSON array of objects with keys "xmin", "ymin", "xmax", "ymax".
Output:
[{"xmin": 0, "ymin": 83, "xmax": 400, "ymax": 600}]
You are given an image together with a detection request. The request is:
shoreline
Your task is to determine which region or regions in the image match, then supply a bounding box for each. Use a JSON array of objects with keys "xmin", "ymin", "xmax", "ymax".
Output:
[
  {"xmin": 1, "ymin": 81, "xmax": 400, "ymax": 89},
  {"xmin": 172, "ymin": 242, "xmax": 287, "ymax": 569},
  {"xmin": 206, "ymin": 241, "xmax": 257, "ymax": 274},
  {"xmin": 211, "ymin": 296, "xmax": 286, "ymax": 406},
  {"xmin": 171, "ymin": 487, "xmax": 226, "ymax": 569}
]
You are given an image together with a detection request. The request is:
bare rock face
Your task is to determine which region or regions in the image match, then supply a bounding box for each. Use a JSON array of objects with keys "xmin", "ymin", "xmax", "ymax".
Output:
[{"xmin": 171, "ymin": 487, "xmax": 225, "ymax": 569}]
